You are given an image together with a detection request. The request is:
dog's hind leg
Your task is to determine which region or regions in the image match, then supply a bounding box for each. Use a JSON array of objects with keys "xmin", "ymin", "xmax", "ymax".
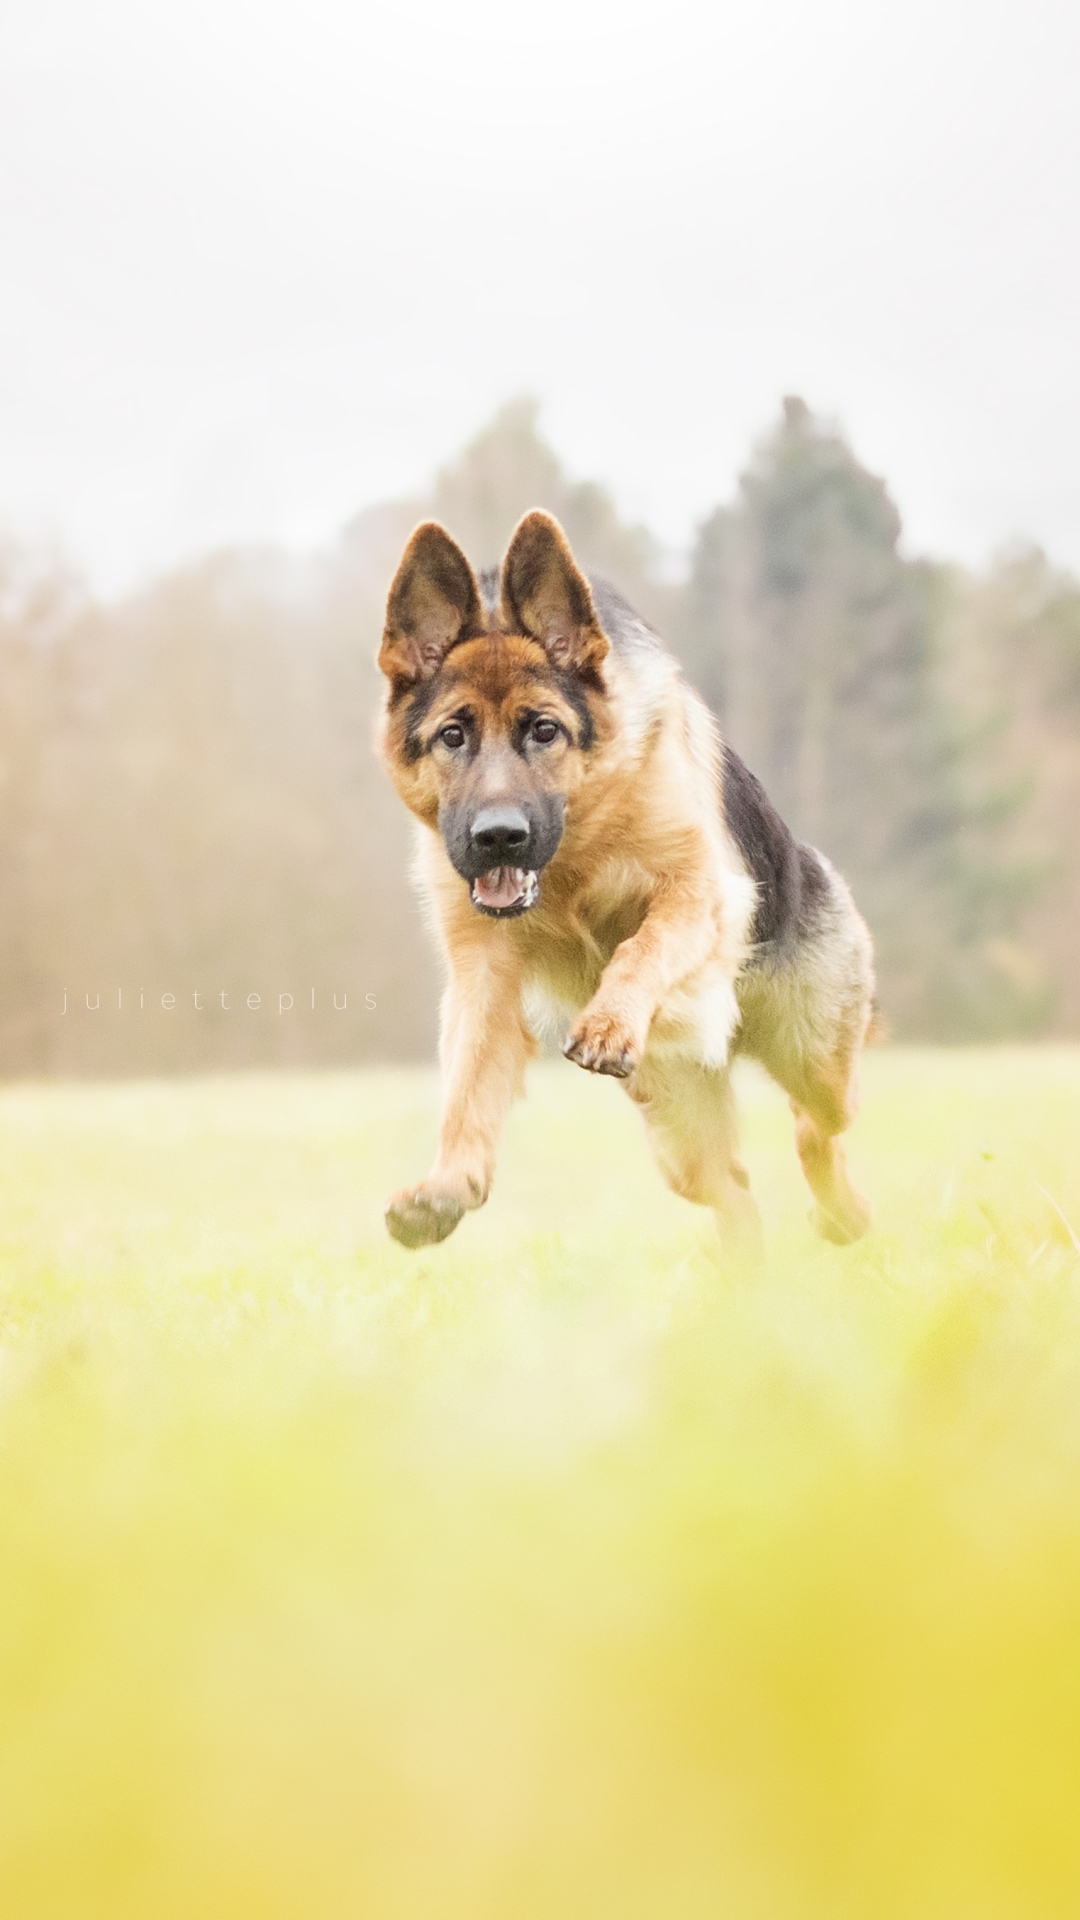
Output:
[
  {"xmin": 780, "ymin": 1049, "xmax": 872, "ymax": 1246},
  {"xmin": 628, "ymin": 1057, "xmax": 762, "ymax": 1261}
]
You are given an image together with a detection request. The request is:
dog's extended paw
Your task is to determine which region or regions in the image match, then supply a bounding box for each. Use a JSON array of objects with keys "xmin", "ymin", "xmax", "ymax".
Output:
[
  {"xmin": 385, "ymin": 1186, "xmax": 465, "ymax": 1249},
  {"xmin": 563, "ymin": 1010, "xmax": 641, "ymax": 1080}
]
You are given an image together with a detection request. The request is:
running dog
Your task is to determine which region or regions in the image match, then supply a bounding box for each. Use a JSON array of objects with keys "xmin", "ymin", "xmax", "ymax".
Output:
[{"xmin": 376, "ymin": 510, "xmax": 875, "ymax": 1253}]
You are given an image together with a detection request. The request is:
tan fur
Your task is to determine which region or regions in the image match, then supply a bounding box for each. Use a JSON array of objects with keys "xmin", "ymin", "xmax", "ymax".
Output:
[{"xmin": 376, "ymin": 511, "xmax": 874, "ymax": 1254}]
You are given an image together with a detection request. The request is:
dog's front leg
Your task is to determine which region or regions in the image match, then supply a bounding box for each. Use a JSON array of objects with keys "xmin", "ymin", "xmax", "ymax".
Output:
[
  {"xmin": 385, "ymin": 947, "xmax": 532, "ymax": 1248},
  {"xmin": 564, "ymin": 881, "xmax": 720, "ymax": 1079}
]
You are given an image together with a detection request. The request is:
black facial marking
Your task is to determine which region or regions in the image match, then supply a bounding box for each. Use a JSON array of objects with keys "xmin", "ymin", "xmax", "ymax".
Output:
[
  {"xmin": 401, "ymin": 676, "xmax": 446, "ymax": 762},
  {"xmin": 550, "ymin": 668, "xmax": 596, "ymax": 749}
]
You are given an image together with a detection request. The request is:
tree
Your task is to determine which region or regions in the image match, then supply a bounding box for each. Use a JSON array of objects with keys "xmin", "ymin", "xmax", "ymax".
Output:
[
  {"xmin": 941, "ymin": 546, "xmax": 1080, "ymax": 1033},
  {"xmin": 681, "ymin": 398, "xmax": 1037, "ymax": 1037}
]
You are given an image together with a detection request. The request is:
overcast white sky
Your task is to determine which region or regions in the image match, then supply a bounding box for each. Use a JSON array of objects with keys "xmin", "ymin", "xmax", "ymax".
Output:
[{"xmin": 1, "ymin": 0, "xmax": 1078, "ymax": 590}]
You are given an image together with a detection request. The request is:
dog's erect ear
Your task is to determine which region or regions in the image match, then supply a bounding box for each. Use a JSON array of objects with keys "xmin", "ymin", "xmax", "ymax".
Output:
[
  {"xmin": 500, "ymin": 511, "xmax": 609, "ymax": 675},
  {"xmin": 379, "ymin": 523, "xmax": 484, "ymax": 686}
]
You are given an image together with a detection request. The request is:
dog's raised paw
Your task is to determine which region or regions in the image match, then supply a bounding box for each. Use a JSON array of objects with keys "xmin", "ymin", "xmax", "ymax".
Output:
[
  {"xmin": 385, "ymin": 1187, "xmax": 465, "ymax": 1248},
  {"xmin": 563, "ymin": 1014, "xmax": 639, "ymax": 1079}
]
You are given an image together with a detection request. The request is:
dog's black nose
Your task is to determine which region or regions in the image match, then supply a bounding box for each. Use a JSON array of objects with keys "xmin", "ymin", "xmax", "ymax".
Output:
[{"xmin": 471, "ymin": 806, "xmax": 530, "ymax": 860}]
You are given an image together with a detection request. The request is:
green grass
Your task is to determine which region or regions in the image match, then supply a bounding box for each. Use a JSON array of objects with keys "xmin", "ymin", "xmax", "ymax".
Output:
[{"xmin": 2, "ymin": 1050, "xmax": 1080, "ymax": 1919}]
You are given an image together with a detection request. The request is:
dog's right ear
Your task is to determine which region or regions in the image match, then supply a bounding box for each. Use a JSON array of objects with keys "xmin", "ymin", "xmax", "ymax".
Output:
[{"xmin": 379, "ymin": 523, "xmax": 484, "ymax": 687}]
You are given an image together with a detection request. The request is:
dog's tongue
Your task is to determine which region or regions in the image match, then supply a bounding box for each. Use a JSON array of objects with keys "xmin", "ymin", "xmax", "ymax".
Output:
[{"xmin": 473, "ymin": 866, "xmax": 528, "ymax": 910}]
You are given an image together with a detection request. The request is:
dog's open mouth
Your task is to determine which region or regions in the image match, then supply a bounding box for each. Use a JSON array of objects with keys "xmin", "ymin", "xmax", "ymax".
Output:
[{"xmin": 470, "ymin": 867, "xmax": 540, "ymax": 918}]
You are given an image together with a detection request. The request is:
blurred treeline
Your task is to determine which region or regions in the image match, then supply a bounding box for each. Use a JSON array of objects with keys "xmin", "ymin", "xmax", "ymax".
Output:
[{"xmin": 0, "ymin": 396, "xmax": 1077, "ymax": 1074}]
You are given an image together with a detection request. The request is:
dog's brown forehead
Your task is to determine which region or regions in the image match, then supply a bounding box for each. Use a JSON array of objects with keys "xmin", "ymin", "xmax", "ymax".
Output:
[{"xmin": 440, "ymin": 631, "xmax": 551, "ymax": 707}]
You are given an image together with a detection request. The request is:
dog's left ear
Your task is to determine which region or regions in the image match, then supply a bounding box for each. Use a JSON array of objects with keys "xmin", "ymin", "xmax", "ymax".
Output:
[{"xmin": 500, "ymin": 511, "xmax": 609, "ymax": 676}]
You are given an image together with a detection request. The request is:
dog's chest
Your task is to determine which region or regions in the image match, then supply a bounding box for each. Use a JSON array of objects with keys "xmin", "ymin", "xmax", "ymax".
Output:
[
  {"xmin": 518, "ymin": 853, "xmax": 747, "ymax": 1071},
  {"xmin": 573, "ymin": 855, "xmax": 655, "ymax": 942},
  {"xmin": 516, "ymin": 859, "xmax": 651, "ymax": 1010}
]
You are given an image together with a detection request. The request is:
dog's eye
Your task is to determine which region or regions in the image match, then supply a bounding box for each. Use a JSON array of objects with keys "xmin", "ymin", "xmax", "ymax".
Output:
[
  {"xmin": 531, "ymin": 718, "xmax": 560, "ymax": 745},
  {"xmin": 438, "ymin": 723, "xmax": 466, "ymax": 750}
]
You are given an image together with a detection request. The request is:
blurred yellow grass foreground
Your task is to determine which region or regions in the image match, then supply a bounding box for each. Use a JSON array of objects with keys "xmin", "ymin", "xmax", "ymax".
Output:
[{"xmin": 2, "ymin": 1049, "xmax": 1080, "ymax": 1919}]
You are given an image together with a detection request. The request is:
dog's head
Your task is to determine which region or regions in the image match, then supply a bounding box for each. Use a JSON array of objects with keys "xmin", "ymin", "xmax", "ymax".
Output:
[{"xmin": 377, "ymin": 511, "xmax": 609, "ymax": 917}]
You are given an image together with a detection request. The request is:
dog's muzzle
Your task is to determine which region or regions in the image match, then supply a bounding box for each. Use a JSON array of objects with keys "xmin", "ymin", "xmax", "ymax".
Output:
[{"xmin": 468, "ymin": 807, "xmax": 539, "ymax": 916}]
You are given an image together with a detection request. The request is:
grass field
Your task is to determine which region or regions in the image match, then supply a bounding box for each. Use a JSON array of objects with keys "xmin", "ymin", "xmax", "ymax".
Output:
[{"xmin": 2, "ymin": 1049, "xmax": 1080, "ymax": 1919}]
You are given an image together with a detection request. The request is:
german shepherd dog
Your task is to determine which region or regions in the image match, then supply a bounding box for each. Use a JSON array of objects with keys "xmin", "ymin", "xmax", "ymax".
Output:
[{"xmin": 377, "ymin": 510, "xmax": 875, "ymax": 1254}]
